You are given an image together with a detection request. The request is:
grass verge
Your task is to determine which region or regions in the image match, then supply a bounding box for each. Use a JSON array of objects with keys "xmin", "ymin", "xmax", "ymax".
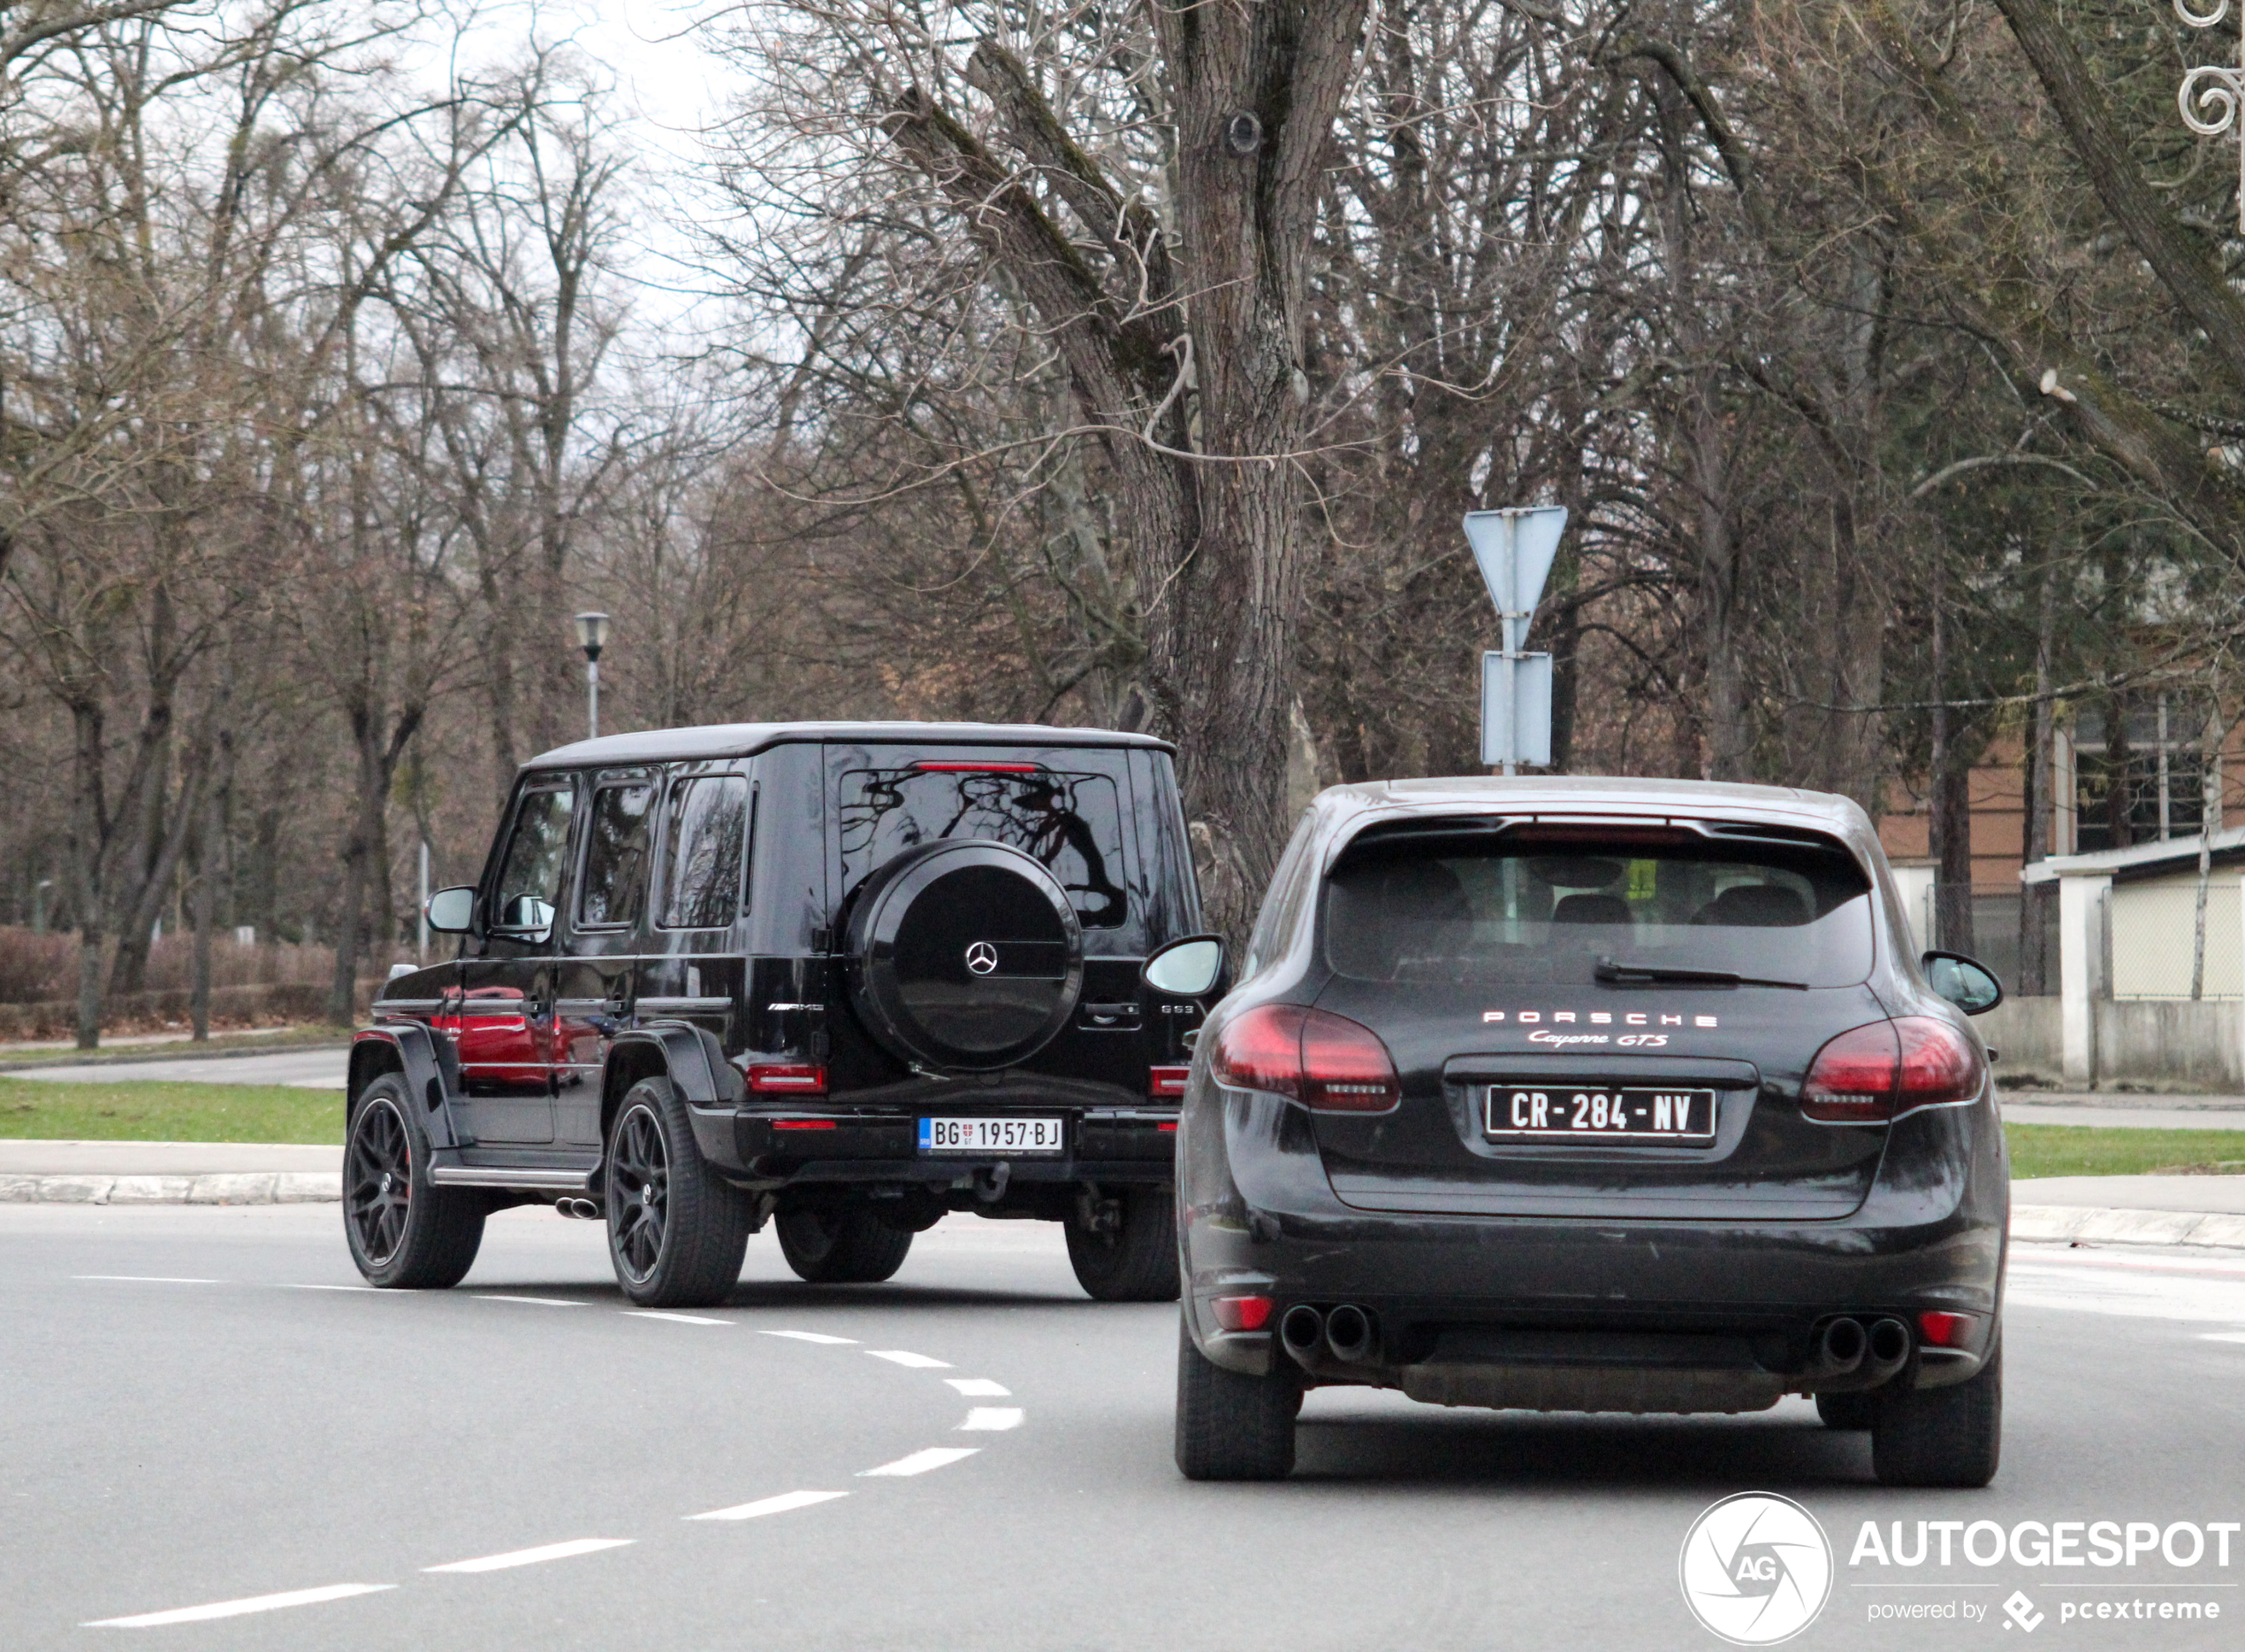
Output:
[
  {"xmin": 2006, "ymin": 1123, "xmax": 2245, "ymax": 1180},
  {"xmin": 0, "ymin": 1079, "xmax": 342, "ymax": 1144}
]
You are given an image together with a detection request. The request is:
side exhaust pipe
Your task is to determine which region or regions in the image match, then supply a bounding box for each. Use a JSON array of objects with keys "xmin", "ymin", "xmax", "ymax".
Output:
[
  {"xmin": 1325, "ymin": 1303, "xmax": 1378, "ymax": 1366},
  {"xmin": 1863, "ymin": 1317, "xmax": 1912, "ymax": 1383},
  {"xmin": 1807, "ymin": 1316, "xmax": 1866, "ymax": 1378},
  {"xmin": 1279, "ymin": 1305, "xmax": 1325, "ymax": 1367}
]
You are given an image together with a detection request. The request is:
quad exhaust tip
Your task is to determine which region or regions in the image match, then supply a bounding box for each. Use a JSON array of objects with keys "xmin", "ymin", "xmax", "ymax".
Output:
[
  {"xmin": 1325, "ymin": 1304, "xmax": 1378, "ymax": 1366},
  {"xmin": 1279, "ymin": 1304, "xmax": 1325, "ymax": 1359},
  {"xmin": 1814, "ymin": 1316, "xmax": 1867, "ymax": 1376},
  {"xmin": 1864, "ymin": 1316, "xmax": 1912, "ymax": 1379}
]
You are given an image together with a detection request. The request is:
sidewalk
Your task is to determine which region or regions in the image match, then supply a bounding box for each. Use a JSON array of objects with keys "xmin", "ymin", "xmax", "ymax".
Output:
[{"xmin": 0, "ymin": 1140, "xmax": 339, "ymax": 1206}]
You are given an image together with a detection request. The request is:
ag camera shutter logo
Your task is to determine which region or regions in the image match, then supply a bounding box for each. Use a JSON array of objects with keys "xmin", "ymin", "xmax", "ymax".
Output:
[{"xmin": 1679, "ymin": 1492, "xmax": 1833, "ymax": 1644}]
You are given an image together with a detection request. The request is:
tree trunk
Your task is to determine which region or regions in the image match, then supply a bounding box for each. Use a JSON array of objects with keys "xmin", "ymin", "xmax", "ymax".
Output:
[{"xmin": 191, "ymin": 728, "xmax": 232, "ymax": 1041}]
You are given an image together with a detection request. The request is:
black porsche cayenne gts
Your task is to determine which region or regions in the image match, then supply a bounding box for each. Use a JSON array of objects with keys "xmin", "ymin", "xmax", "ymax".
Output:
[{"xmin": 1168, "ymin": 778, "xmax": 2007, "ymax": 1487}]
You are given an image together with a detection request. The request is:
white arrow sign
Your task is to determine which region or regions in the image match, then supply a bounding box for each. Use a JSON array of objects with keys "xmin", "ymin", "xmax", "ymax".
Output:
[{"xmin": 1464, "ymin": 506, "xmax": 1568, "ymax": 772}]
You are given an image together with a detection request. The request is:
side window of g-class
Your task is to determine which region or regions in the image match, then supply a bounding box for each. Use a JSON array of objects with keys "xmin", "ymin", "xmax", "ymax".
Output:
[{"xmin": 658, "ymin": 774, "xmax": 752, "ymax": 929}]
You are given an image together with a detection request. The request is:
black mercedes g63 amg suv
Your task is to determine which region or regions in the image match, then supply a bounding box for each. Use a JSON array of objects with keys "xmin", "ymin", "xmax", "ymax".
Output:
[{"xmin": 341, "ymin": 721, "xmax": 1215, "ymax": 1306}]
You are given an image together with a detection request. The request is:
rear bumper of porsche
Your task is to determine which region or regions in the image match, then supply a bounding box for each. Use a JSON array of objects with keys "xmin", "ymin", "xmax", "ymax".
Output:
[{"xmin": 1183, "ymin": 1103, "xmax": 2006, "ymax": 1402}]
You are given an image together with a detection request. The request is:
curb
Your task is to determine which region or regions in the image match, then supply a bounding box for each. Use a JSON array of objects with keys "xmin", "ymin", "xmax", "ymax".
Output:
[
  {"xmin": 0, "ymin": 1172, "xmax": 340, "ymax": 1205},
  {"xmin": 2012, "ymin": 1203, "xmax": 2245, "ymax": 1249}
]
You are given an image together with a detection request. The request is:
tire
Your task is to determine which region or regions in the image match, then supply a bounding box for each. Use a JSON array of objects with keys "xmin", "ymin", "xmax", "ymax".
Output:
[
  {"xmin": 343, "ymin": 1074, "xmax": 486, "ymax": 1289},
  {"xmin": 776, "ymin": 1203, "xmax": 915, "ymax": 1283},
  {"xmin": 605, "ymin": 1077, "xmax": 752, "ymax": 1308},
  {"xmin": 1175, "ymin": 1316, "xmax": 1301, "ymax": 1481},
  {"xmin": 1816, "ymin": 1391, "xmax": 1876, "ymax": 1431},
  {"xmin": 1066, "ymin": 1185, "xmax": 1181, "ymax": 1303},
  {"xmin": 1872, "ymin": 1342, "xmax": 2002, "ymax": 1488}
]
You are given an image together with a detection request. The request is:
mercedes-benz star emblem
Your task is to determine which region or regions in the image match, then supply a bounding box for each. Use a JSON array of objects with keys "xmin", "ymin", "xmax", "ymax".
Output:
[{"xmin": 964, "ymin": 941, "xmax": 1000, "ymax": 976}]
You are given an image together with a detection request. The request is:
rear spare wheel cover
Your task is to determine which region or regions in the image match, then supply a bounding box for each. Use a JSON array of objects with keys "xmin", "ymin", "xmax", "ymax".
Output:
[{"xmin": 845, "ymin": 840, "xmax": 1084, "ymax": 1070}]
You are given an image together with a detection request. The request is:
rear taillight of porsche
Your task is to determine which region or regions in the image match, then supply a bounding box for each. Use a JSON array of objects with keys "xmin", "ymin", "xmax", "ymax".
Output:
[
  {"xmin": 1801, "ymin": 1017, "xmax": 1982, "ymax": 1123},
  {"xmin": 1212, "ymin": 1004, "xmax": 1401, "ymax": 1112}
]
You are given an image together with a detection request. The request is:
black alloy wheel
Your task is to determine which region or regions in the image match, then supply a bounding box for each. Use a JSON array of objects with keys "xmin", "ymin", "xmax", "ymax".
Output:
[
  {"xmin": 775, "ymin": 1203, "xmax": 914, "ymax": 1283},
  {"xmin": 1872, "ymin": 1340, "xmax": 2002, "ymax": 1488},
  {"xmin": 603, "ymin": 1077, "xmax": 752, "ymax": 1308},
  {"xmin": 1065, "ymin": 1185, "xmax": 1181, "ymax": 1303},
  {"xmin": 608, "ymin": 1103, "xmax": 670, "ymax": 1285},
  {"xmin": 342, "ymin": 1074, "xmax": 485, "ymax": 1289},
  {"xmin": 1175, "ymin": 1316, "xmax": 1302, "ymax": 1481}
]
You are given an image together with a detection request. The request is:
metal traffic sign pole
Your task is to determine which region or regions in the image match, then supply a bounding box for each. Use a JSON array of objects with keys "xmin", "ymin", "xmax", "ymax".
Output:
[{"xmin": 1464, "ymin": 506, "xmax": 1568, "ymax": 773}]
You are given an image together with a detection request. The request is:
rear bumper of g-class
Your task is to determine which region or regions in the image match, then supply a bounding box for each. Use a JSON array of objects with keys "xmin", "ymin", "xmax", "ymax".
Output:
[{"xmin": 688, "ymin": 1101, "xmax": 1178, "ymax": 1188}]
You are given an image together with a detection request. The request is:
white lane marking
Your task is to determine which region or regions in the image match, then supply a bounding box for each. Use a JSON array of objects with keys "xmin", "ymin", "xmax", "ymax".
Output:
[
  {"xmin": 2015, "ymin": 1247, "xmax": 2245, "ymax": 1278},
  {"xmin": 73, "ymin": 1275, "xmax": 220, "ymax": 1285},
  {"xmin": 278, "ymin": 1283, "xmax": 381, "ymax": 1292},
  {"xmin": 84, "ymin": 1583, "xmax": 393, "ymax": 1627},
  {"xmin": 474, "ymin": 1295, "xmax": 584, "ymax": 1307},
  {"xmin": 423, "ymin": 1538, "xmax": 635, "ymax": 1573},
  {"xmin": 686, "ymin": 1489, "xmax": 849, "ymax": 1522},
  {"xmin": 760, "ymin": 1329, "xmax": 856, "ymax": 1345},
  {"xmin": 866, "ymin": 1349, "xmax": 950, "ymax": 1368},
  {"xmin": 945, "ymin": 1378, "xmax": 1010, "ymax": 1397},
  {"xmin": 859, "ymin": 1448, "xmax": 978, "ymax": 1478},
  {"xmin": 958, "ymin": 1407, "xmax": 1024, "ymax": 1432},
  {"xmin": 2202, "ymin": 1332, "xmax": 2245, "ymax": 1344},
  {"xmin": 621, "ymin": 1311, "xmax": 727, "ymax": 1327}
]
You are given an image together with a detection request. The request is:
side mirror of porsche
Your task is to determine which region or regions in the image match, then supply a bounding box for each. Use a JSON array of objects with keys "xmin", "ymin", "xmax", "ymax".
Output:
[
  {"xmin": 424, "ymin": 886, "xmax": 478, "ymax": 934},
  {"xmin": 1922, "ymin": 950, "xmax": 2003, "ymax": 1016},
  {"xmin": 1144, "ymin": 934, "xmax": 1226, "ymax": 998}
]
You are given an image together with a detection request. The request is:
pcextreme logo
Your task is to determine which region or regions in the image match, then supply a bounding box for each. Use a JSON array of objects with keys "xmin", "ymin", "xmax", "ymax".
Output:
[{"xmin": 1680, "ymin": 1492, "xmax": 1834, "ymax": 1645}]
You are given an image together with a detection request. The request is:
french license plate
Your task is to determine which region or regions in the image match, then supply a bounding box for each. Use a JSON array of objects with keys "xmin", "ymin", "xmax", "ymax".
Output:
[
  {"xmin": 1482, "ymin": 1087, "xmax": 1716, "ymax": 1143},
  {"xmin": 917, "ymin": 1116, "xmax": 1066, "ymax": 1155}
]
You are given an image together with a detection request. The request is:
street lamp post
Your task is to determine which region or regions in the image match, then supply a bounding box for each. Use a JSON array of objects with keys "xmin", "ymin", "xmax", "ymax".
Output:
[{"xmin": 573, "ymin": 612, "xmax": 610, "ymax": 740}]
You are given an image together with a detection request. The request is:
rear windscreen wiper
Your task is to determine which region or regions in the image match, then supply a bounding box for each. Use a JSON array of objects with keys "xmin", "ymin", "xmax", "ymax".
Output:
[{"xmin": 1594, "ymin": 956, "xmax": 1809, "ymax": 992}]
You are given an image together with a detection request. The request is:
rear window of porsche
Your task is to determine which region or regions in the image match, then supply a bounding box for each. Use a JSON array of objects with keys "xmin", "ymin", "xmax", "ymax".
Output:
[{"xmin": 1322, "ymin": 826, "xmax": 1874, "ymax": 987}]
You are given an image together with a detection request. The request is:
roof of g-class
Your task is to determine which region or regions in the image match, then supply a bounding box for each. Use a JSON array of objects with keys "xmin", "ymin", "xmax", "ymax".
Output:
[{"xmin": 525, "ymin": 719, "xmax": 1176, "ymax": 772}]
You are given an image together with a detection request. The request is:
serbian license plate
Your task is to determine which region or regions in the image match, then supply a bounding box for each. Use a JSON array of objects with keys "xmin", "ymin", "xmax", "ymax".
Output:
[
  {"xmin": 1482, "ymin": 1087, "xmax": 1716, "ymax": 1143},
  {"xmin": 917, "ymin": 1116, "xmax": 1066, "ymax": 1155}
]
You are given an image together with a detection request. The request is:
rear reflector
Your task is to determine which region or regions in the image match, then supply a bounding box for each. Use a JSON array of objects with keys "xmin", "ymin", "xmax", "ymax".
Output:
[
  {"xmin": 912, "ymin": 761, "xmax": 1039, "ymax": 773},
  {"xmin": 771, "ymin": 1119, "xmax": 837, "ymax": 1131},
  {"xmin": 1801, "ymin": 1018, "xmax": 1982, "ymax": 1123},
  {"xmin": 1148, "ymin": 1065, "xmax": 1191, "ymax": 1098},
  {"xmin": 1211, "ymin": 1295, "xmax": 1274, "ymax": 1332},
  {"xmin": 1918, "ymin": 1311, "xmax": 1976, "ymax": 1347},
  {"xmin": 748, "ymin": 1062, "xmax": 826, "ymax": 1094},
  {"xmin": 1211, "ymin": 1004, "xmax": 1400, "ymax": 1112}
]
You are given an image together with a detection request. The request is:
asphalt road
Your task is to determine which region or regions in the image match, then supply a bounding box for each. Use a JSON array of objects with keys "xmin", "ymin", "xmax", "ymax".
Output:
[{"xmin": 5, "ymin": 1209, "xmax": 2244, "ymax": 1652}]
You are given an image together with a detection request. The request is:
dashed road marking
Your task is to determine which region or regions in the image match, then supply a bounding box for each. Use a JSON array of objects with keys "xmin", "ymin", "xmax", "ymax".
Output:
[
  {"xmin": 621, "ymin": 1311, "xmax": 727, "ymax": 1326},
  {"xmin": 83, "ymin": 1583, "xmax": 394, "ymax": 1627},
  {"xmin": 859, "ymin": 1448, "xmax": 979, "ymax": 1478},
  {"xmin": 423, "ymin": 1538, "xmax": 635, "ymax": 1574},
  {"xmin": 761, "ymin": 1329, "xmax": 857, "ymax": 1344},
  {"xmin": 866, "ymin": 1349, "xmax": 949, "ymax": 1368},
  {"xmin": 73, "ymin": 1275, "xmax": 220, "ymax": 1285},
  {"xmin": 474, "ymin": 1295, "xmax": 584, "ymax": 1307},
  {"xmin": 686, "ymin": 1489, "xmax": 849, "ymax": 1522},
  {"xmin": 944, "ymin": 1378, "xmax": 1009, "ymax": 1397},
  {"xmin": 2201, "ymin": 1331, "xmax": 2245, "ymax": 1344},
  {"xmin": 958, "ymin": 1407, "xmax": 1024, "ymax": 1432}
]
